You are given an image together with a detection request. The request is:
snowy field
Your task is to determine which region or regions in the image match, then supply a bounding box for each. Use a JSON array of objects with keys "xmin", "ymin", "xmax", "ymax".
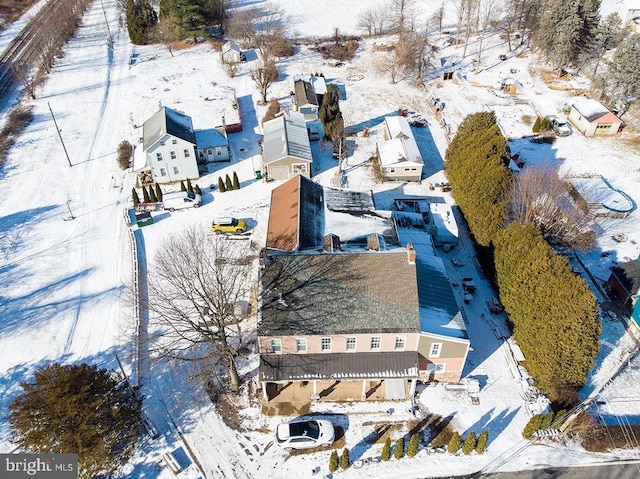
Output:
[{"xmin": 1, "ymin": 0, "xmax": 640, "ymax": 478}]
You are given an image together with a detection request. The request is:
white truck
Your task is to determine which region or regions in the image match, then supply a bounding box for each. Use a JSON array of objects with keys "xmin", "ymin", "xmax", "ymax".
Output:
[{"xmin": 162, "ymin": 191, "xmax": 202, "ymax": 211}]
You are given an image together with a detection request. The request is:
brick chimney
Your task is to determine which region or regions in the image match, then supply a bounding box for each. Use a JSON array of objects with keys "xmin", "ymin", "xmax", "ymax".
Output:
[{"xmin": 406, "ymin": 243, "xmax": 416, "ymax": 264}]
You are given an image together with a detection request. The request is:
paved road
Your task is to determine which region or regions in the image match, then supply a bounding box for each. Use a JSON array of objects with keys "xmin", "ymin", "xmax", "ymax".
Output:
[{"xmin": 439, "ymin": 461, "xmax": 640, "ymax": 479}]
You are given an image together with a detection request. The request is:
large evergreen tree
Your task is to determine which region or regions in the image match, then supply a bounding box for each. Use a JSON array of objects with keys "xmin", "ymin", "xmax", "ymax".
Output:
[
  {"xmin": 159, "ymin": 0, "xmax": 209, "ymax": 42},
  {"xmin": 494, "ymin": 222, "xmax": 600, "ymax": 395},
  {"xmin": 604, "ymin": 33, "xmax": 640, "ymax": 114},
  {"xmin": 319, "ymin": 83, "xmax": 343, "ymax": 141},
  {"xmin": 125, "ymin": 0, "xmax": 157, "ymax": 45},
  {"xmin": 445, "ymin": 111, "xmax": 512, "ymax": 246},
  {"xmin": 9, "ymin": 363, "xmax": 142, "ymax": 479}
]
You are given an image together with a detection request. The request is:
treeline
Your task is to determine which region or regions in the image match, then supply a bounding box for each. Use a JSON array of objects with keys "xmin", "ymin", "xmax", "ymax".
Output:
[{"xmin": 445, "ymin": 112, "xmax": 600, "ymax": 400}]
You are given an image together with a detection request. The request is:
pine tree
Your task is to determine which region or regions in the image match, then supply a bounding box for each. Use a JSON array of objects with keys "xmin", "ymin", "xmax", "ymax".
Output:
[
  {"xmin": 194, "ymin": 185, "xmax": 202, "ymax": 196},
  {"xmin": 155, "ymin": 184, "xmax": 163, "ymax": 202},
  {"xmin": 9, "ymin": 363, "xmax": 142, "ymax": 479},
  {"xmin": 149, "ymin": 186, "xmax": 158, "ymax": 203},
  {"xmin": 394, "ymin": 437, "xmax": 405, "ymax": 460},
  {"xmin": 532, "ymin": 116, "xmax": 542, "ymax": 133},
  {"xmin": 381, "ymin": 436, "xmax": 391, "ymax": 461},
  {"xmin": 232, "ymin": 171, "xmax": 240, "ymax": 190},
  {"xmin": 187, "ymin": 178, "xmax": 194, "ymax": 194},
  {"xmin": 341, "ymin": 447, "xmax": 350, "ymax": 470},
  {"xmin": 540, "ymin": 411, "xmax": 555, "ymax": 430},
  {"xmin": 132, "ymin": 188, "xmax": 140, "ymax": 205},
  {"xmin": 225, "ymin": 174, "xmax": 233, "ymax": 191},
  {"xmin": 476, "ymin": 430, "xmax": 489, "ymax": 454},
  {"xmin": 218, "ymin": 177, "xmax": 226, "ymax": 193},
  {"xmin": 407, "ymin": 433, "xmax": 419, "ymax": 458},
  {"xmin": 329, "ymin": 450, "xmax": 339, "ymax": 473},
  {"xmin": 180, "ymin": 180, "xmax": 187, "ymax": 192},
  {"xmin": 447, "ymin": 432, "xmax": 461, "ymax": 454},
  {"xmin": 142, "ymin": 185, "xmax": 150, "ymax": 202},
  {"xmin": 461, "ymin": 432, "xmax": 477, "ymax": 455}
]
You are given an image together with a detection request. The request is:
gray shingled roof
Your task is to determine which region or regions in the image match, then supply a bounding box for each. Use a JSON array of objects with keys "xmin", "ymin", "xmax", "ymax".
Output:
[
  {"xmin": 611, "ymin": 259, "xmax": 640, "ymax": 296},
  {"xmin": 294, "ymin": 79, "xmax": 318, "ymax": 107},
  {"xmin": 260, "ymin": 351, "xmax": 419, "ymax": 381},
  {"xmin": 263, "ymin": 114, "xmax": 312, "ymax": 164},
  {"xmin": 259, "ymin": 252, "xmax": 420, "ymax": 336},
  {"xmin": 143, "ymin": 107, "xmax": 195, "ymax": 150}
]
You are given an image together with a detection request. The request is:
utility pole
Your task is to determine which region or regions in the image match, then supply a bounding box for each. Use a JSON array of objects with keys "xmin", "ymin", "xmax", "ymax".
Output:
[{"xmin": 48, "ymin": 103, "xmax": 72, "ymax": 167}]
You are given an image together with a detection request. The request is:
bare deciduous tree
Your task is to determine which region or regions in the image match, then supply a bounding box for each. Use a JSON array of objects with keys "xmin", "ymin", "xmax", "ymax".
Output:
[
  {"xmin": 251, "ymin": 60, "xmax": 279, "ymax": 104},
  {"xmin": 507, "ymin": 166, "xmax": 595, "ymax": 250},
  {"xmin": 154, "ymin": 17, "xmax": 179, "ymax": 57},
  {"xmin": 146, "ymin": 227, "xmax": 255, "ymax": 393},
  {"xmin": 476, "ymin": 0, "xmax": 500, "ymax": 64}
]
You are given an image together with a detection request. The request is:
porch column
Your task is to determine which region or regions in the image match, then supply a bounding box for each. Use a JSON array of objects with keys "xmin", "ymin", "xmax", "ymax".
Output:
[
  {"xmin": 409, "ymin": 378, "xmax": 417, "ymax": 397},
  {"xmin": 313, "ymin": 380, "xmax": 317, "ymax": 395},
  {"xmin": 361, "ymin": 380, "xmax": 367, "ymax": 400},
  {"xmin": 261, "ymin": 381, "xmax": 268, "ymax": 400}
]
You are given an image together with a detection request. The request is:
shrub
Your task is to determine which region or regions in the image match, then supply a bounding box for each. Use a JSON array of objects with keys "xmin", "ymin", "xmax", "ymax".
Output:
[
  {"xmin": 180, "ymin": 180, "xmax": 187, "ymax": 192},
  {"xmin": 149, "ymin": 186, "xmax": 158, "ymax": 203},
  {"xmin": 476, "ymin": 430, "xmax": 489, "ymax": 454},
  {"xmin": 155, "ymin": 184, "xmax": 163, "ymax": 202},
  {"xmin": 187, "ymin": 179, "xmax": 194, "ymax": 194},
  {"xmin": 117, "ymin": 140, "xmax": 132, "ymax": 169},
  {"xmin": 194, "ymin": 185, "xmax": 202, "ymax": 196},
  {"xmin": 142, "ymin": 186, "xmax": 150, "ymax": 203},
  {"xmin": 232, "ymin": 171, "xmax": 240, "ymax": 190},
  {"xmin": 225, "ymin": 174, "xmax": 233, "ymax": 191},
  {"xmin": 407, "ymin": 433, "xmax": 419, "ymax": 458},
  {"xmin": 523, "ymin": 414, "xmax": 544, "ymax": 439},
  {"xmin": 329, "ymin": 450, "xmax": 339, "ymax": 473},
  {"xmin": 540, "ymin": 411, "xmax": 554, "ymax": 430},
  {"xmin": 381, "ymin": 437, "xmax": 391, "ymax": 461},
  {"xmin": 218, "ymin": 177, "xmax": 226, "ymax": 192},
  {"xmin": 461, "ymin": 432, "xmax": 477, "ymax": 455},
  {"xmin": 532, "ymin": 116, "xmax": 542, "ymax": 133},
  {"xmin": 394, "ymin": 437, "xmax": 405, "ymax": 460},
  {"xmin": 132, "ymin": 188, "xmax": 140, "ymax": 205},
  {"xmin": 551, "ymin": 409, "xmax": 567, "ymax": 429},
  {"xmin": 341, "ymin": 447, "xmax": 350, "ymax": 469},
  {"xmin": 447, "ymin": 432, "xmax": 461, "ymax": 454}
]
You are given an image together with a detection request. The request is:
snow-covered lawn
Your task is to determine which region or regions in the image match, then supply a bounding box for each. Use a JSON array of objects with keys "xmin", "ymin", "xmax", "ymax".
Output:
[{"xmin": 2, "ymin": 0, "xmax": 640, "ymax": 478}]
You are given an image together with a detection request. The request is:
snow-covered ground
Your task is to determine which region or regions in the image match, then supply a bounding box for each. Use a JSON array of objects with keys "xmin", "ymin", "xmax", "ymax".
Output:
[{"xmin": 2, "ymin": 0, "xmax": 640, "ymax": 478}]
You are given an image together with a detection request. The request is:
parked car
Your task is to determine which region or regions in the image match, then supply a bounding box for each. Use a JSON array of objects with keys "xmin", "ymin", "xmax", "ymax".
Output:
[
  {"xmin": 551, "ymin": 118, "xmax": 571, "ymax": 136},
  {"xmin": 211, "ymin": 217, "xmax": 247, "ymax": 234},
  {"xmin": 162, "ymin": 191, "xmax": 202, "ymax": 211},
  {"xmin": 275, "ymin": 419, "xmax": 335, "ymax": 450}
]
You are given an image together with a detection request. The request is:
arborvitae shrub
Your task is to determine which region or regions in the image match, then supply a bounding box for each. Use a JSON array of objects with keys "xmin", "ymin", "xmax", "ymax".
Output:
[
  {"xmin": 149, "ymin": 187, "xmax": 158, "ymax": 203},
  {"xmin": 142, "ymin": 186, "xmax": 150, "ymax": 203},
  {"xmin": 180, "ymin": 180, "xmax": 187, "ymax": 192},
  {"xmin": 523, "ymin": 414, "xmax": 544, "ymax": 439},
  {"xmin": 540, "ymin": 411, "xmax": 554, "ymax": 430},
  {"xmin": 532, "ymin": 116, "xmax": 542, "ymax": 133},
  {"xmin": 187, "ymin": 178, "xmax": 194, "ymax": 194},
  {"xmin": 225, "ymin": 174, "xmax": 233, "ymax": 191},
  {"xmin": 407, "ymin": 433, "xmax": 419, "ymax": 458},
  {"xmin": 381, "ymin": 437, "xmax": 391, "ymax": 461},
  {"xmin": 551, "ymin": 409, "xmax": 567, "ymax": 429},
  {"xmin": 447, "ymin": 432, "xmax": 461, "ymax": 454},
  {"xmin": 218, "ymin": 177, "xmax": 226, "ymax": 192},
  {"xmin": 329, "ymin": 450, "xmax": 338, "ymax": 473},
  {"xmin": 540, "ymin": 117, "xmax": 551, "ymax": 131},
  {"xmin": 341, "ymin": 447, "xmax": 349, "ymax": 469},
  {"xmin": 461, "ymin": 432, "xmax": 477, "ymax": 455},
  {"xmin": 394, "ymin": 437, "xmax": 404, "ymax": 460},
  {"xmin": 132, "ymin": 188, "xmax": 140, "ymax": 205},
  {"xmin": 476, "ymin": 430, "xmax": 489, "ymax": 454},
  {"xmin": 232, "ymin": 171, "xmax": 240, "ymax": 190},
  {"xmin": 194, "ymin": 185, "xmax": 202, "ymax": 196},
  {"xmin": 154, "ymin": 184, "xmax": 163, "ymax": 202}
]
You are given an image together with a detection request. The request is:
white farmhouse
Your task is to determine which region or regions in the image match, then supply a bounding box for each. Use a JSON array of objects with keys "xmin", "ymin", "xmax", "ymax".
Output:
[{"xmin": 375, "ymin": 116, "xmax": 424, "ymax": 182}]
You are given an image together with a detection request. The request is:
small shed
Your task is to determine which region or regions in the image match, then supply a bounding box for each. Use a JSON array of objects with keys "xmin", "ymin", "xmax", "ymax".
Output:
[
  {"xmin": 221, "ymin": 41, "xmax": 242, "ymax": 64},
  {"xmin": 427, "ymin": 203, "xmax": 459, "ymax": 248},
  {"xmin": 605, "ymin": 259, "xmax": 640, "ymax": 315},
  {"xmin": 568, "ymin": 97, "xmax": 623, "ymax": 136}
]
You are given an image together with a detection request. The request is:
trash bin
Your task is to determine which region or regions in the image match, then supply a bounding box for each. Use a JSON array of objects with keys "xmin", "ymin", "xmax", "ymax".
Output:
[
  {"xmin": 255, "ymin": 170, "xmax": 262, "ymax": 179},
  {"xmin": 135, "ymin": 212, "xmax": 153, "ymax": 227}
]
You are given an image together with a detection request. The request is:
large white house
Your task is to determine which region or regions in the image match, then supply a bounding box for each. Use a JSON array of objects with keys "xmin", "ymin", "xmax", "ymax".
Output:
[
  {"xmin": 141, "ymin": 107, "xmax": 229, "ymax": 184},
  {"xmin": 375, "ymin": 116, "xmax": 424, "ymax": 182}
]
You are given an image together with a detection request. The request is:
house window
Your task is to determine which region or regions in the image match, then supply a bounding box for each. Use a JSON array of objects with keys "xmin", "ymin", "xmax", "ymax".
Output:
[
  {"xmin": 292, "ymin": 163, "xmax": 307, "ymax": 173},
  {"xmin": 159, "ymin": 167, "xmax": 167, "ymax": 177},
  {"xmin": 346, "ymin": 337, "xmax": 356, "ymax": 351},
  {"xmin": 394, "ymin": 336, "xmax": 406, "ymax": 350},
  {"xmin": 207, "ymin": 149, "xmax": 213, "ymax": 155},
  {"xmin": 184, "ymin": 149, "xmax": 191, "ymax": 158},
  {"xmin": 198, "ymin": 151, "xmax": 204, "ymax": 158},
  {"xmin": 172, "ymin": 139, "xmax": 177, "ymax": 144},
  {"xmin": 296, "ymin": 338, "xmax": 307, "ymax": 353},
  {"xmin": 370, "ymin": 336, "xmax": 381, "ymax": 351},
  {"xmin": 430, "ymin": 343, "xmax": 442, "ymax": 358},
  {"xmin": 389, "ymin": 167, "xmax": 395, "ymax": 173},
  {"xmin": 596, "ymin": 124, "xmax": 610, "ymax": 130},
  {"xmin": 321, "ymin": 337, "xmax": 332, "ymax": 352},
  {"xmin": 170, "ymin": 150, "xmax": 177, "ymax": 160},
  {"xmin": 156, "ymin": 152, "xmax": 163, "ymax": 162},
  {"xmin": 426, "ymin": 363, "xmax": 446, "ymax": 373},
  {"xmin": 216, "ymin": 148, "xmax": 222, "ymax": 156},
  {"xmin": 173, "ymin": 166, "xmax": 180, "ymax": 175},
  {"xmin": 270, "ymin": 339, "xmax": 282, "ymax": 354}
]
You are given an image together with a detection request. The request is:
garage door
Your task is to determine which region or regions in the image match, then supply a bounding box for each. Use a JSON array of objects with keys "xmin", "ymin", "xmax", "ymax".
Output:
[
  {"xmin": 270, "ymin": 165, "xmax": 289, "ymax": 181},
  {"xmin": 385, "ymin": 379, "xmax": 406, "ymax": 400}
]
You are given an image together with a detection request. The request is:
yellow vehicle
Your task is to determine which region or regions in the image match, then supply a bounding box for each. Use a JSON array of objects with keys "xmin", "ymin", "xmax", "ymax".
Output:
[{"xmin": 211, "ymin": 217, "xmax": 247, "ymax": 234}]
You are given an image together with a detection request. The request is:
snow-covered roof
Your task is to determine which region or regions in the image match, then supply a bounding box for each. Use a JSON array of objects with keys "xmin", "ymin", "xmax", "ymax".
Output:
[
  {"xmin": 194, "ymin": 128, "xmax": 228, "ymax": 149},
  {"xmin": 263, "ymin": 112, "xmax": 312, "ymax": 164},
  {"xmin": 221, "ymin": 41, "xmax": 241, "ymax": 54},
  {"xmin": 377, "ymin": 116, "xmax": 423, "ymax": 166},
  {"xmin": 571, "ymin": 97, "xmax": 620, "ymax": 123},
  {"xmin": 429, "ymin": 203, "xmax": 459, "ymax": 243}
]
